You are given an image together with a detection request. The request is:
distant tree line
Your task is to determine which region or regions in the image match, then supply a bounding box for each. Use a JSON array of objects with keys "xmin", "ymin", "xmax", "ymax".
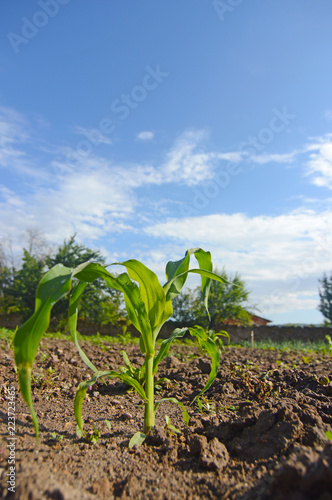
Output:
[
  {"xmin": 0, "ymin": 230, "xmax": 255, "ymax": 330},
  {"xmin": 0, "ymin": 231, "xmax": 122, "ymax": 329}
]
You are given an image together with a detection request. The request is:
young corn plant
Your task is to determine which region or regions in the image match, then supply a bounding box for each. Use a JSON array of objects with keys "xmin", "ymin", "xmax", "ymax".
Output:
[{"xmin": 14, "ymin": 248, "xmax": 229, "ymax": 446}]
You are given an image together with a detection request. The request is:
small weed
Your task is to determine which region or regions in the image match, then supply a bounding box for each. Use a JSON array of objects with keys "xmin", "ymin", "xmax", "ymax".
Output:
[
  {"xmin": 323, "ymin": 335, "xmax": 332, "ymax": 355},
  {"xmin": 319, "ymin": 376, "xmax": 330, "ymax": 386},
  {"xmin": 39, "ymin": 351, "xmax": 50, "ymax": 363},
  {"xmin": 225, "ymin": 405, "xmax": 240, "ymax": 412},
  {"xmin": 87, "ymin": 426, "xmax": 100, "ymax": 444},
  {"xmin": 76, "ymin": 424, "xmax": 100, "ymax": 444},
  {"xmin": 195, "ymin": 396, "xmax": 216, "ymax": 414},
  {"xmin": 50, "ymin": 432, "xmax": 64, "ymax": 442},
  {"xmin": 164, "ymin": 415, "xmax": 181, "ymax": 435},
  {"xmin": 104, "ymin": 419, "xmax": 112, "ymax": 429}
]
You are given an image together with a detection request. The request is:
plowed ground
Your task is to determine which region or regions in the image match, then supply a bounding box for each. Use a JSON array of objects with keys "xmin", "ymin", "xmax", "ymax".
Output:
[{"xmin": 1, "ymin": 337, "xmax": 332, "ymax": 499}]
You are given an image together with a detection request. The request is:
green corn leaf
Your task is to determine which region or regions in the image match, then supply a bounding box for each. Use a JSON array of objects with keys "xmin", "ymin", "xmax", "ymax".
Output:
[
  {"xmin": 74, "ymin": 371, "xmax": 115, "ymax": 432},
  {"xmin": 215, "ymin": 330, "xmax": 231, "ymax": 344},
  {"xmin": 165, "ymin": 250, "xmax": 191, "ymax": 300},
  {"xmin": 118, "ymin": 259, "xmax": 168, "ymax": 334},
  {"xmin": 14, "ymin": 264, "xmax": 74, "ymax": 440},
  {"xmin": 193, "ymin": 249, "xmax": 212, "ymax": 316},
  {"xmin": 129, "ymin": 431, "xmax": 147, "ymax": 449},
  {"xmin": 164, "ymin": 248, "xmax": 214, "ymax": 301},
  {"xmin": 74, "ymin": 375, "xmax": 99, "ymax": 432},
  {"xmin": 164, "ymin": 267, "xmax": 228, "ymax": 327},
  {"xmin": 68, "ymin": 281, "xmax": 98, "ymax": 374},
  {"xmin": 74, "ymin": 262, "xmax": 154, "ymax": 354},
  {"xmin": 188, "ymin": 326, "xmax": 220, "ymax": 402},
  {"xmin": 164, "ymin": 247, "xmax": 229, "ymax": 319},
  {"xmin": 110, "ymin": 371, "xmax": 147, "ymax": 401},
  {"xmin": 120, "ymin": 350, "xmax": 134, "ymax": 372},
  {"xmin": 153, "ymin": 327, "xmax": 188, "ymax": 374},
  {"xmin": 154, "ymin": 397, "xmax": 189, "ymax": 425}
]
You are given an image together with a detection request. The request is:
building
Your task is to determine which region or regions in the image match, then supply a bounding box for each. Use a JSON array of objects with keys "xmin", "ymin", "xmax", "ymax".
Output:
[{"xmin": 222, "ymin": 314, "xmax": 272, "ymax": 326}]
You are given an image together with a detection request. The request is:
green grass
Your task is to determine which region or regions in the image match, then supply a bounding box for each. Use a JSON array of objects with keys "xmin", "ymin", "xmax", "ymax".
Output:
[
  {"xmin": 233, "ymin": 337, "xmax": 332, "ymax": 354},
  {"xmin": 0, "ymin": 327, "xmax": 140, "ymax": 347},
  {"xmin": 1, "ymin": 327, "xmax": 331, "ymax": 355}
]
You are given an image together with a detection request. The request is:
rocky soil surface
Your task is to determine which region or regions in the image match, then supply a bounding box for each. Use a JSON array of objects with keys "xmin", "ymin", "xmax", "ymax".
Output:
[{"xmin": 1, "ymin": 336, "xmax": 332, "ymax": 499}]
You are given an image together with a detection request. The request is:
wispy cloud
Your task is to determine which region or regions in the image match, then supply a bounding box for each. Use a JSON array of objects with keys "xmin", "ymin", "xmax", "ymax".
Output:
[
  {"xmin": 74, "ymin": 126, "xmax": 112, "ymax": 145},
  {"xmin": 0, "ymin": 106, "xmax": 52, "ymax": 181},
  {"xmin": 0, "ymin": 106, "xmax": 30, "ymax": 147},
  {"xmin": 136, "ymin": 130, "xmax": 154, "ymax": 141},
  {"xmin": 305, "ymin": 133, "xmax": 332, "ymax": 189},
  {"xmin": 0, "ymin": 166, "xmax": 136, "ymax": 244},
  {"xmin": 252, "ymin": 152, "xmax": 297, "ymax": 164},
  {"xmin": 0, "ymin": 106, "xmax": 30, "ymax": 170},
  {"xmin": 161, "ymin": 129, "xmax": 217, "ymax": 185}
]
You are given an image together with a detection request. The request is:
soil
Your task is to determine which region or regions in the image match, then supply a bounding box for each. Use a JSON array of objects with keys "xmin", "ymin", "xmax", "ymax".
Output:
[{"xmin": 1, "ymin": 336, "xmax": 332, "ymax": 500}]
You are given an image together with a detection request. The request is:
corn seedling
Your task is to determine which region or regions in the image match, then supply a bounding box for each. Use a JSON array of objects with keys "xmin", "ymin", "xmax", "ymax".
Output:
[{"xmin": 13, "ymin": 248, "xmax": 230, "ymax": 446}]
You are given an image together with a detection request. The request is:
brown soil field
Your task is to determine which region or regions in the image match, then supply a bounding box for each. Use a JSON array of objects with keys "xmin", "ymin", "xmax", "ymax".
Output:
[{"xmin": 1, "ymin": 336, "xmax": 332, "ymax": 499}]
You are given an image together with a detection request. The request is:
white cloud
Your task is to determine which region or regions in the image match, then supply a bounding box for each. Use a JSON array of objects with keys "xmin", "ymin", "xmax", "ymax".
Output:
[
  {"xmin": 0, "ymin": 107, "xmax": 53, "ymax": 181},
  {"xmin": 160, "ymin": 129, "xmax": 217, "ymax": 185},
  {"xmin": 0, "ymin": 106, "xmax": 29, "ymax": 147},
  {"xmin": 252, "ymin": 152, "xmax": 297, "ymax": 164},
  {"xmin": 136, "ymin": 131, "xmax": 154, "ymax": 141},
  {"xmin": 144, "ymin": 210, "xmax": 332, "ymax": 317},
  {"xmin": 306, "ymin": 134, "xmax": 332, "ymax": 189},
  {"xmin": 0, "ymin": 108, "xmax": 330, "ymax": 323},
  {"xmin": 0, "ymin": 106, "xmax": 31, "ymax": 171}
]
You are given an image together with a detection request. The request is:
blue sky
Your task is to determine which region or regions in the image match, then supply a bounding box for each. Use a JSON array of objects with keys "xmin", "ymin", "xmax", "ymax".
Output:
[{"xmin": 1, "ymin": 0, "xmax": 332, "ymax": 324}]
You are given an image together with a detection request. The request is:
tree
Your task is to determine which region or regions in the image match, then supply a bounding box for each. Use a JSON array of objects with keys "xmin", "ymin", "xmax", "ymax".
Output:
[
  {"xmin": 0, "ymin": 241, "xmax": 14, "ymax": 315},
  {"xmin": 171, "ymin": 290, "xmax": 197, "ymax": 324},
  {"xmin": 192, "ymin": 268, "xmax": 253, "ymax": 328},
  {"xmin": 0, "ymin": 230, "xmax": 50, "ymax": 318},
  {"xmin": 23, "ymin": 228, "xmax": 51, "ymax": 261},
  {"xmin": 0, "ymin": 232, "xmax": 123, "ymax": 328},
  {"xmin": 318, "ymin": 273, "xmax": 332, "ymax": 324},
  {"xmin": 6, "ymin": 250, "xmax": 45, "ymax": 318},
  {"xmin": 46, "ymin": 235, "xmax": 122, "ymax": 327}
]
